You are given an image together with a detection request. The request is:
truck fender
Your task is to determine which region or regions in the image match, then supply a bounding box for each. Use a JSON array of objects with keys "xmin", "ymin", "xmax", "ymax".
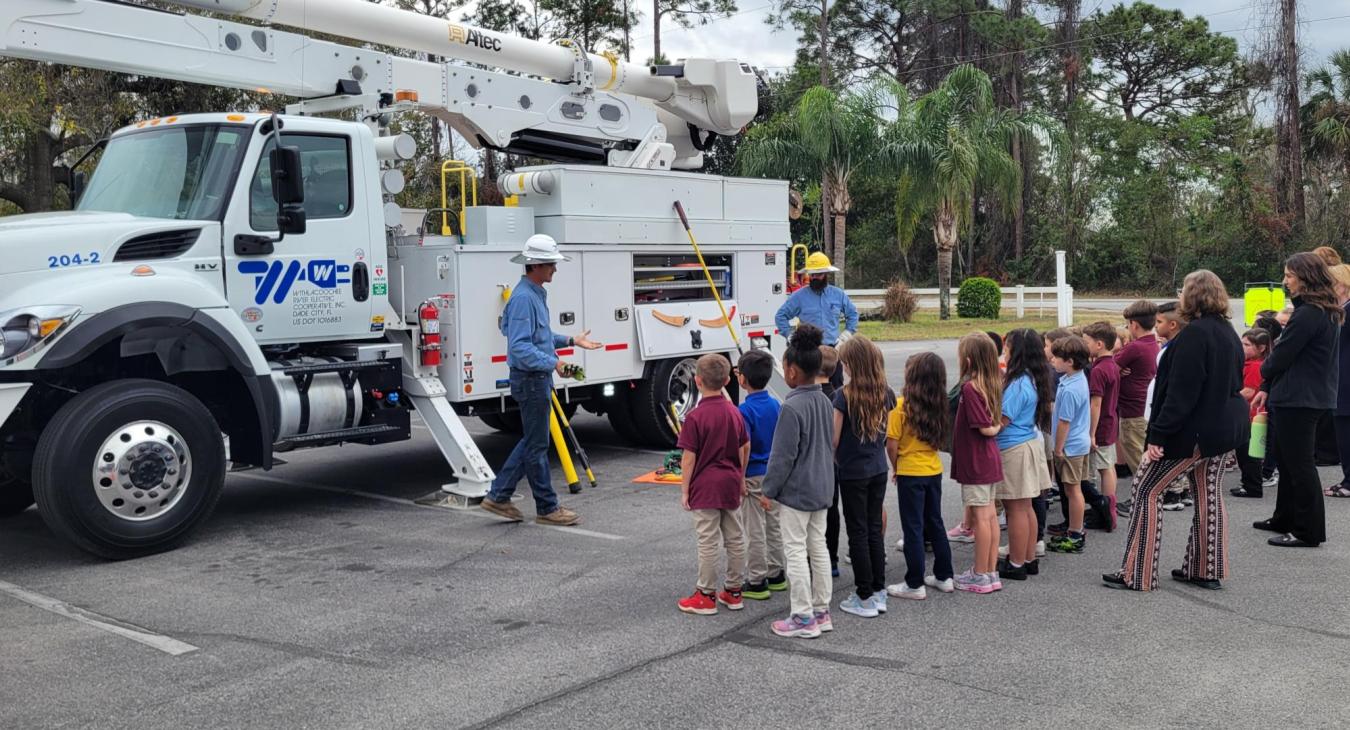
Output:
[{"xmin": 38, "ymin": 301, "xmax": 276, "ymax": 468}]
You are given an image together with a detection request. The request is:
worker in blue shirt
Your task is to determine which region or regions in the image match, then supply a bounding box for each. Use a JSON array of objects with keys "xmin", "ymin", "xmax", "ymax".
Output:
[
  {"xmin": 775, "ymin": 251, "xmax": 858, "ymax": 386},
  {"xmin": 482, "ymin": 234, "xmax": 600, "ymax": 526}
]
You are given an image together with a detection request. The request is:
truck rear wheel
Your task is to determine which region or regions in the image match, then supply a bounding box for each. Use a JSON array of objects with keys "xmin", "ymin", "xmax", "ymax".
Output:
[
  {"xmin": 32, "ymin": 379, "xmax": 226, "ymax": 560},
  {"xmin": 630, "ymin": 357, "xmax": 700, "ymax": 448},
  {"xmin": 0, "ymin": 467, "xmax": 34, "ymax": 517}
]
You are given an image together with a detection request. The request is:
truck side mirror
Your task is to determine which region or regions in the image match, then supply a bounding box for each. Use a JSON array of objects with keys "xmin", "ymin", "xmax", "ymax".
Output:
[
  {"xmin": 270, "ymin": 145, "xmax": 306, "ymax": 235},
  {"xmin": 71, "ymin": 170, "xmax": 87, "ymax": 206},
  {"xmin": 270, "ymin": 145, "xmax": 305, "ymax": 205}
]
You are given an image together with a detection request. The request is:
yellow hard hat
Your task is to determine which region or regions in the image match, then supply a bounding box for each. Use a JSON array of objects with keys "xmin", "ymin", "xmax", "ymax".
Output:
[{"xmin": 801, "ymin": 251, "xmax": 839, "ymax": 274}]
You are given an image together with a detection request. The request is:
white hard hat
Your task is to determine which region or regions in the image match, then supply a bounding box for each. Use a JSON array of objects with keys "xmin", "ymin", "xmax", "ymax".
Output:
[{"xmin": 511, "ymin": 234, "xmax": 570, "ymax": 265}]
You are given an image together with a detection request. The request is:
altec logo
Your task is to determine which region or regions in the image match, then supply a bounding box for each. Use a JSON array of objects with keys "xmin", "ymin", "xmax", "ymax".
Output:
[
  {"xmin": 448, "ymin": 24, "xmax": 502, "ymax": 52},
  {"xmin": 238, "ymin": 260, "xmax": 351, "ymax": 305}
]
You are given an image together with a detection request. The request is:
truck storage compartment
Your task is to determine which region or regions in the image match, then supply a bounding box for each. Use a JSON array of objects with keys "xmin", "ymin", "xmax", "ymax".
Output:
[{"xmin": 632, "ymin": 253, "xmax": 732, "ymax": 304}]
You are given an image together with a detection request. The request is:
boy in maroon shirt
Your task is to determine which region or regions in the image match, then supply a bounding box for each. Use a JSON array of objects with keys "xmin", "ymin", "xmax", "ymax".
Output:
[
  {"xmin": 676, "ymin": 354, "xmax": 751, "ymax": 616},
  {"xmin": 1114, "ymin": 301, "xmax": 1160, "ymax": 483},
  {"xmin": 1084, "ymin": 322, "xmax": 1122, "ymax": 530}
]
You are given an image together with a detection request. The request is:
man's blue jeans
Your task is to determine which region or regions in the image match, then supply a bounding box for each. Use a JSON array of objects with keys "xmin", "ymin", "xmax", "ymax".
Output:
[{"xmin": 487, "ymin": 369, "xmax": 559, "ymax": 515}]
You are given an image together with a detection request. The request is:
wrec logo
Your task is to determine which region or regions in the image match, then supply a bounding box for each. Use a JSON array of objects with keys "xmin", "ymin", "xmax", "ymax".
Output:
[
  {"xmin": 238, "ymin": 259, "xmax": 351, "ymax": 305},
  {"xmin": 448, "ymin": 23, "xmax": 502, "ymax": 52}
]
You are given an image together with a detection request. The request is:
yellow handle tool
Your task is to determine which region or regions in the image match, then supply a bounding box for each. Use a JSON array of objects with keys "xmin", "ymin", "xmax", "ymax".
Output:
[
  {"xmin": 548, "ymin": 408, "xmax": 582, "ymax": 495},
  {"xmin": 673, "ymin": 200, "xmax": 743, "ymax": 356},
  {"xmin": 552, "ymin": 392, "xmax": 597, "ymax": 488}
]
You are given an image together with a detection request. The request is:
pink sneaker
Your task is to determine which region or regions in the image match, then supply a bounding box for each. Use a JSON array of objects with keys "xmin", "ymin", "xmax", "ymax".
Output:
[
  {"xmin": 814, "ymin": 609, "xmax": 834, "ymax": 632},
  {"xmin": 771, "ymin": 614, "xmax": 821, "ymax": 638},
  {"xmin": 986, "ymin": 573, "xmax": 1004, "ymax": 592},
  {"xmin": 954, "ymin": 569, "xmax": 996, "ymax": 594},
  {"xmin": 947, "ymin": 523, "xmax": 975, "ymax": 543}
]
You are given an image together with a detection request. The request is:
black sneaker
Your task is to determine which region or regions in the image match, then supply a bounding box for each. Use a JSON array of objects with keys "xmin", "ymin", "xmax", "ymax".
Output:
[
  {"xmin": 1162, "ymin": 491, "xmax": 1185, "ymax": 511},
  {"xmin": 742, "ymin": 581, "xmax": 771, "ymax": 600},
  {"xmin": 1115, "ymin": 498, "xmax": 1133, "ymax": 517},
  {"xmin": 766, "ymin": 572, "xmax": 788, "ymax": 591},
  {"xmin": 1025, "ymin": 559, "xmax": 1040, "ymax": 576},
  {"xmin": 1047, "ymin": 521, "xmax": 1070, "ymax": 536},
  {"xmin": 998, "ymin": 559, "xmax": 1028, "ymax": 581}
]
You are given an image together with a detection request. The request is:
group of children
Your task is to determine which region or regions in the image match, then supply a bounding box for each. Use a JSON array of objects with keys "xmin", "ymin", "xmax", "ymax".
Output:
[{"xmin": 676, "ymin": 299, "xmax": 1219, "ymax": 639}]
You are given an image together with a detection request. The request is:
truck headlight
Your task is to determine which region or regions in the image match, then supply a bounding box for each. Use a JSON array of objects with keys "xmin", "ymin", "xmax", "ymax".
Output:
[{"xmin": 0, "ymin": 305, "xmax": 81, "ymax": 364}]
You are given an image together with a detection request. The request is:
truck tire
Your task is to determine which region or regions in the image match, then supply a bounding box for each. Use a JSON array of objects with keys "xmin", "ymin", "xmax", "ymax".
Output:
[
  {"xmin": 32, "ymin": 379, "xmax": 227, "ymax": 560},
  {"xmin": 0, "ymin": 468, "xmax": 34, "ymax": 517},
  {"xmin": 630, "ymin": 357, "xmax": 700, "ymax": 448},
  {"xmin": 481, "ymin": 401, "xmax": 576, "ymax": 435},
  {"xmin": 478, "ymin": 412, "xmax": 521, "ymax": 433}
]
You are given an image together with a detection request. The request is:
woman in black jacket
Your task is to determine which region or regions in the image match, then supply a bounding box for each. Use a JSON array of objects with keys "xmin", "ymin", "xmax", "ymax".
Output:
[
  {"xmin": 1252, "ymin": 252, "xmax": 1342, "ymax": 547},
  {"xmin": 1104, "ymin": 270, "xmax": 1246, "ymax": 591}
]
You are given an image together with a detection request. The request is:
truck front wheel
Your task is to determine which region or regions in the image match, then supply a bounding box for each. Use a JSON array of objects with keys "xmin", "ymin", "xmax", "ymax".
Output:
[{"xmin": 32, "ymin": 380, "xmax": 227, "ymax": 560}]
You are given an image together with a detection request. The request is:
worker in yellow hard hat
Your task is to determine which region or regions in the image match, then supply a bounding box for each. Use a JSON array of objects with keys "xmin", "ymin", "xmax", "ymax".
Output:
[{"xmin": 775, "ymin": 251, "xmax": 858, "ymax": 381}]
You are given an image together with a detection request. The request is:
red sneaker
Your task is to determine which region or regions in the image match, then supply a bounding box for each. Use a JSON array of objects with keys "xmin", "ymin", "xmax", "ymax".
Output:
[
  {"xmin": 717, "ymin": 590, "xmax": 744, "ymax": 611},
  {"xmin": 677, "ymin": 590, "xmax": 717, "ymax": 615}
]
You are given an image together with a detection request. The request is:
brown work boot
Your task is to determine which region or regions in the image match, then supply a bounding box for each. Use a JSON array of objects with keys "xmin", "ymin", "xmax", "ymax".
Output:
[
  {"xmin": 481, "ymin": 498, "xmax": 523, "ymax": 521},
  {"xmin": 536, "ymin": 507, "xmax": 580, "ymax": 526}
]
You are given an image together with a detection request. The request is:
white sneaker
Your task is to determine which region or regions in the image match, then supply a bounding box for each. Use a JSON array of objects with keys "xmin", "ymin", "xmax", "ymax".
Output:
[
  {"xmin": 895, "ymin": 537, "xmax": 905, "ymax": 551},
  {"xmin": 886, "ymin": 582, "xmax": 927, "ymax": 600},
  {"xmin": 998, "ymin": 543, "xmax": 1010, "ymax": 557},
  {"xmin": 842, "ymin": 553, "xmax": 852, "ymax": 565},
  {"xmin": 1263, "ymin": 471, "xmax": 1279, "ymax": 488},
  {"xmin": 1035, "ymin": 540, "xmax": 1046, "ymax": 557},
  {"xmin": 924, "ymin": 575, "xmax": 956, "ymax": 593}
]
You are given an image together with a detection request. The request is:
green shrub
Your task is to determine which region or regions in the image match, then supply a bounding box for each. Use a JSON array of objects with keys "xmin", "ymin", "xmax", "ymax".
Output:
[
  {"xmin": 882, "ymin": 278, "xmax": 919, "ymax": 323},
  {"xmin": 957, "ymin": 277, "xmax": 1002, "ymax": 319}
]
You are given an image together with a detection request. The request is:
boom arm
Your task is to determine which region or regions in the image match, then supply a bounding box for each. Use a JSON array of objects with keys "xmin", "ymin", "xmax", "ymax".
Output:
[{"xmin": 0, "ymin": 0, "xmax": 759, "ymax": 169}]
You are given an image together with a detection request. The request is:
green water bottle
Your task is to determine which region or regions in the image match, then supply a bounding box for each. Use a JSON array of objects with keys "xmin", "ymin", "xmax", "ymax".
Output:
[{"xmin": 1249, "ymin": 412, "xmax": 1268, "ymax": 459}]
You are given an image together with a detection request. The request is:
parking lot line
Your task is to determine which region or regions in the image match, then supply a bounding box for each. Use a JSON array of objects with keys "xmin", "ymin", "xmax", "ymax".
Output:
[{"xmin": 0, "ymin": 579, "xmax": 199, "ymax": 656}]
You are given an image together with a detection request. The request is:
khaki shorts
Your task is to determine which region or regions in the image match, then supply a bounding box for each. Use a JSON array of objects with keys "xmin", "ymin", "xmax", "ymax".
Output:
[
  {"xmin": 1090, "ymin": 443, "xmax": 1117, "ymax": 474},
  {"xmin": 996, "ymin": 440, "xmax": 1045, "ymax": 500},
  {"xmin": 1056, "ymin": 454, "xmax": 1089, "ymax": 485},
  {"xmin": 961, "ymin": 483, "xmax": 996, "ymax": 507},
  {"xmin": 1118, "ymin": 418, "xmax": 1147, "ymax": 471}
]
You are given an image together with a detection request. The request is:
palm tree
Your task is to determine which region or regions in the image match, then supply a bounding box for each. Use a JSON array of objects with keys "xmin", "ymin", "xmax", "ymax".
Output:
[
  {"xmin": 883, "ymin": 64, "xmax": 1055, "ymax": 319},
  {"xmin": 1304, "ymin": 50, "xmax": 1350, "ymax": 178},
  {"xmin": 736, "ymin": 85, "xmax": 882, "ymax": 287}
]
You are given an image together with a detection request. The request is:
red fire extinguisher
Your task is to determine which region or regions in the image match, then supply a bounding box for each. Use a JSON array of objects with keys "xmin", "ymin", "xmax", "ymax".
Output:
[{"xmin": 418, "ymin": 299, "xmax": 441, "ymax": 367}]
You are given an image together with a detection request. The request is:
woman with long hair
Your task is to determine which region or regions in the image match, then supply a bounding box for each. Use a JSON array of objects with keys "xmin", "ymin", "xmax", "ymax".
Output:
[
  {"xmin": 1105, "ymin": 270, "xmax": 1246, "ymax": 591},
  {"xmin": 1253, "ymin": 253, "xmax": 1342, "ymax": 546},
  {"xmin": 1325, "ymin": 265, "xmax": 1350, "ymax": 499},
  {"xmin": 995, "ymin": 329, "xmax": 1055, "ymax": 580},
  {"xmin": 832, "ymin": 335, "xmax": 897, "ymax": 617}
]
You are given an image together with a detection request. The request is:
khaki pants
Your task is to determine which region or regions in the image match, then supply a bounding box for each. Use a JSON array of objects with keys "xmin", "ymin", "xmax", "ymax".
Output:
[
  {"xmin": 778, "ymin": 504, "xmax": 832, "ymax": 618},
  {"xmin": 741, "ymin": 476, "xmax": 784, "ymax": 584},
  {"xmin": 692, "ymin": 508, "xmax": 746, "ymax": 593},
  {"xmin": 1118, "ymin": 418, "xmax": 1148, "ymax": 471}
]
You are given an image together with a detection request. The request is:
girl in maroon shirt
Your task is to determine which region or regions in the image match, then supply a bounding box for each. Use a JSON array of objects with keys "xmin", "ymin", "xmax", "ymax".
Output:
[{"xmin": 952, "ymin": 334, "xmax": 1005, "ymax": 594}]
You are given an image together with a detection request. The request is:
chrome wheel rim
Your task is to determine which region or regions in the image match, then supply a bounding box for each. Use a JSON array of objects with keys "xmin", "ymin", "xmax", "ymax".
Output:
[{"xmin": 91, "ymin": 420, "xmax": 191, "ymax": 522}]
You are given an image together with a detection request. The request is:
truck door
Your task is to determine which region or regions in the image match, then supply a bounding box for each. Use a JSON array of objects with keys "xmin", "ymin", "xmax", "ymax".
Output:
[{"xmin": 224, "ymin": 127, "xmax": 376, "ymax": 344}]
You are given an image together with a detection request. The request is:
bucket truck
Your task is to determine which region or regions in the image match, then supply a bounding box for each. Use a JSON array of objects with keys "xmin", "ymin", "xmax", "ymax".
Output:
[{"xmin": 0, "ymin": 0, "xmax": 789, "ymax": 558}]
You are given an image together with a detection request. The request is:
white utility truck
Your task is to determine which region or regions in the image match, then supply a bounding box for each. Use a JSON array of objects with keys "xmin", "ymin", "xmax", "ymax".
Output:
[{"xmin": 0, "ymin": 0, "xmax": 790, "ymax": 558}]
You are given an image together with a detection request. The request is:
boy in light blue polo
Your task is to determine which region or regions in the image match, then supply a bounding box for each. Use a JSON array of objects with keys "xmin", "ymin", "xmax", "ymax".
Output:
[{"xmin": 1048, "ymin": 335, "xmax": 1092, "ymax": 554}]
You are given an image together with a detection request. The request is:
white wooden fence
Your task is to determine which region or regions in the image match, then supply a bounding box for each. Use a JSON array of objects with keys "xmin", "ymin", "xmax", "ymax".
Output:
[{"xmin": 843, "ymin": 251, "xmax": 1074, "ymax": 325}]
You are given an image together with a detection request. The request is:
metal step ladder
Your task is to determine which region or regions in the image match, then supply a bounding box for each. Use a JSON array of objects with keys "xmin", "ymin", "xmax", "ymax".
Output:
[{"xmin": 386, "ymin": 332, "xmax": 496, "ymax": 508}]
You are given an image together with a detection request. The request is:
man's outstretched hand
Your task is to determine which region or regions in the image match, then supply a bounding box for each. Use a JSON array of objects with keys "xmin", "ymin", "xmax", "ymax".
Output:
[{"xmin": 574, "ymin": 330, "xmax": 602, "ymax": 350}]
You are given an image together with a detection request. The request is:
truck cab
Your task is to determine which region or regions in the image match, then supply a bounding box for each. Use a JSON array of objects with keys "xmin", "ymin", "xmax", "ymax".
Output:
[{"xmin": 0, "ymin": 113, "xmax": 410, "ymax": 558}]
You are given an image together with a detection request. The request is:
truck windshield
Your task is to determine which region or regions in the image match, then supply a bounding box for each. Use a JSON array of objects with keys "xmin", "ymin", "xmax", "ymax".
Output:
[{"xmin": 77, "ymin": 124, "xmax": 248, "ymax": 221}]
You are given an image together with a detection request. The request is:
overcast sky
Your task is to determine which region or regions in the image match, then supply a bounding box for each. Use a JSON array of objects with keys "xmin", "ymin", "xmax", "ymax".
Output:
[{"xmin": 631, "ymin": 0, "xmax": 1350, "ymax": 77}]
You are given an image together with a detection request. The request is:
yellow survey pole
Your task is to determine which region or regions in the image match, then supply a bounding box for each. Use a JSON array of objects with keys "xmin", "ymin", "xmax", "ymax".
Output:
[
  {"xmin": 672, "ymin": 200, "xmax": 743, "ymax": 356},
  {"xmin": 549, "ymin": 409, "xmax": 582, "ymax": 494}
]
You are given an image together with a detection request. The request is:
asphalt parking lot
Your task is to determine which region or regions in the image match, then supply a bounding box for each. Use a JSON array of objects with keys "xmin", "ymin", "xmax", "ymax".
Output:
[{"xmin": 2, "ymin": 341, "xmax": 1347, "ymax": 729}]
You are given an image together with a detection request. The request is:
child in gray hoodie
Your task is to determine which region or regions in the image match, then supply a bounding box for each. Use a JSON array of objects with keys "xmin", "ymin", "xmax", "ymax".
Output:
[{"xmin": 762, "ymin": 324, "xmax": 837, "ymax": 639}]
